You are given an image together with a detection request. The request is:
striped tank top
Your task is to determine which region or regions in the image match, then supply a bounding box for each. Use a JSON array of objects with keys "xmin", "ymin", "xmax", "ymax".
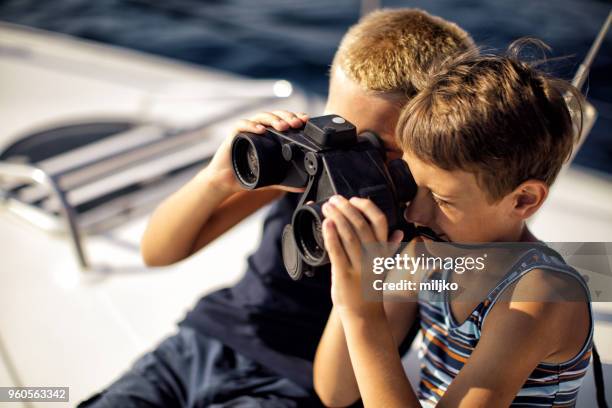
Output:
[{"xmin": 417, "ymin": 246, "xmax": 593, "ymax": 407}]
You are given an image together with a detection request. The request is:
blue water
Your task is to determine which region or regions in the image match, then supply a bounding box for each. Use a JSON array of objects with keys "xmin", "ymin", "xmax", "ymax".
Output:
[{"xmin": 1, "ymin": 0, "xmax": 610, "ymax": 174}]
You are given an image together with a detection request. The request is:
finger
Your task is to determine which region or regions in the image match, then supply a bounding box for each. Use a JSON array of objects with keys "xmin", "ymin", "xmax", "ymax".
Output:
[
  {"xmin": 248, "ymin": 112, "xmax": 290, "ymax": 131},
  {"xmin": 234, "ymin": 119, "xmax": 266, "ymax": 135},
  {"xmin": 322, "ymin": 201, "xmax": 361, "ymax": 268},
  {"xmin": 271, "ymin": 110, "xmax": 306, "ymax": 128},
  {"xmin": 387, "ymin": 230, "xmax": 404, "ymax": 258},
  {"xmin": 297, "ymin": 112, "xmax": 309, "ymax": 121},
  {"xmin": 390, "ymin": 230, "xmax": 404, "ymax": 244},
  {"xmin": 322, "ymin": 219, "xmax": 350, "ymax": 272},
  {"xmin": 327, "ymin": 195, "xmax": 376, "ymax": 244},
  {"xmin": 405, "ymin": 235, "xmax": 423, "ymax": 258},
  {"xmin": 348, "ymin": 197, "xmax": 388, "ymax": 242}
]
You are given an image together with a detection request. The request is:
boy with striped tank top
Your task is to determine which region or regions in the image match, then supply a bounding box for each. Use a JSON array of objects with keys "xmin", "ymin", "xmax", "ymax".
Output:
[{"xmin": 313, "ymin": 42, "xmax": 592, "ymax": 407}]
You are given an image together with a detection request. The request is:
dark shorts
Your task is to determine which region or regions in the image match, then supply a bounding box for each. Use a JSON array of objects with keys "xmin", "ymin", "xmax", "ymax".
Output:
[{"xmin": 78, "ymin": 327, "xmax": 323, "ymax": 408}]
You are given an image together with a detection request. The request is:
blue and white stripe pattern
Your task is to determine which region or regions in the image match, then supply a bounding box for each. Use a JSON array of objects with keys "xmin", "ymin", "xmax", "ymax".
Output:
[{"xmin": 417, "ymin": 247, "xmax": 594, "ymax": 407}]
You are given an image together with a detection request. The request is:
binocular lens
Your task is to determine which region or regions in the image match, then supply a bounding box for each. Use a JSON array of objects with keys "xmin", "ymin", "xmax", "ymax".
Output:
[
  {"xmin": 312, "ymin": 219, "xmax": 325, "ymax": 250},
  {"xmin": 233, "ymin": 137, "xmax": 259, "ymax": 186},
  {"xmin": 293, "ymin": 204, "xmax": 327, "ymax": 266},
  {"xmin": 231, "ymin": 133, "xmax": 288, "ymax": 189},
  {"xmin": 246, "ymin": 144, "xmax": 259, "ymax": 178}
]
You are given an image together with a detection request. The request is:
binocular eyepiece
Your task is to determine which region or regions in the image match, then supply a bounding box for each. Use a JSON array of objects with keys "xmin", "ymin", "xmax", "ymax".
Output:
[{"xmin": 231, "ymin": 114, "xmax": 417, "ymax": 280}]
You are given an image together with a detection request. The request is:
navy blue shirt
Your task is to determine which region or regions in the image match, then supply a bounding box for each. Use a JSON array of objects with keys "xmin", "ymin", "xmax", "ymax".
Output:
[{"xmin": 179, "ymin": 193, "xmax": 333, "ymax": 389}]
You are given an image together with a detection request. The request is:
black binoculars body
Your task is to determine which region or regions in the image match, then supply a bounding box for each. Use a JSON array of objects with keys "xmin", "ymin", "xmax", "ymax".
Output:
[{"xmin": 231, "ymin": 115, "xmax": 417, "ymax": 280}]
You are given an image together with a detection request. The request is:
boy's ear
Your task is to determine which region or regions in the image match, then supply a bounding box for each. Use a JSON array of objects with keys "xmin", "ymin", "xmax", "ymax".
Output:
[{"xmin": 510, "ymin": 180, "xmax": 548, "ymax": 219}]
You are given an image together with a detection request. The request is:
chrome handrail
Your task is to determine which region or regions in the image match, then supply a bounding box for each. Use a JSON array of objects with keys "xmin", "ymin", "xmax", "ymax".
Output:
[
  {"xmin": 0, "ymin": 162, "xmax": 89, "ymax": 269},
  {"xmin": 0, "ymin": 74, "xmax": 316, "ymax": 272}
]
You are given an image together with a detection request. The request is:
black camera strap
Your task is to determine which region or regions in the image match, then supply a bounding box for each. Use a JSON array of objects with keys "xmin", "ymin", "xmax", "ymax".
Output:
[{"xmin": 593, "ymin": 344, "xmax": 609, "ymax": 408}]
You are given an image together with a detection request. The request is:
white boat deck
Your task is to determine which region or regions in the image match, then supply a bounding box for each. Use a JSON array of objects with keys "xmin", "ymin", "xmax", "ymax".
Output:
[{"xmin": 0, "ymin": 23, "xmax": 610, "ymax": 407}]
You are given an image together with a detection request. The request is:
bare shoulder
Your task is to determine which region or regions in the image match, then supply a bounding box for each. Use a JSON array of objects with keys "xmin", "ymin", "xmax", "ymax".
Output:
[
  {"xmin": 486, "ymin": 268, "xmax": 591, "ymax": 364},
  {"xmin": 508, "ymin": 266, "xmax": 590, "ymax": 301}
]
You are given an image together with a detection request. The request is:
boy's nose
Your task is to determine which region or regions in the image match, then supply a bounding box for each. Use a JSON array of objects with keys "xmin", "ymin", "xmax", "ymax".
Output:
[{"xmin": 403, "ymin": 189, "xmax": 433, "ymax": 226}]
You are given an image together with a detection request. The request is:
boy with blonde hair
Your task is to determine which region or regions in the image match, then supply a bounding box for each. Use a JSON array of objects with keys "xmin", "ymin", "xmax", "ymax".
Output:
[{"xmin": 80, "ymin": 9, "xmax": 474, "ymax": 407}]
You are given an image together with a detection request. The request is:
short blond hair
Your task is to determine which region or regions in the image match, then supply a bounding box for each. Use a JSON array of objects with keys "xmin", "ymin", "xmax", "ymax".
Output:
[{"xmin": 332, "ymin": 8, "xmax": 475, "ymax": 98}]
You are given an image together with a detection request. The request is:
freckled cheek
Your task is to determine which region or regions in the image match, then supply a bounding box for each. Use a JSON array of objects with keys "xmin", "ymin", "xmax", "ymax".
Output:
[
  {"xmin": 455, "ymin": 214, "xmax": 491, "ymax": 242},
  {"xmin": 433, "ymin": 208, "xmax": 453, "ymax": 232},
  {"xmin": 434, "ymin": 208, "xmax": 466, "ymax": 239}
]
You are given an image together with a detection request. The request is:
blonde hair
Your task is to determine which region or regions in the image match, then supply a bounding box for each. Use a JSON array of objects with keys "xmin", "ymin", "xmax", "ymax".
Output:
[{"xmin": 332, "ymin": 8, "xmax": 475, "ymax": 98}]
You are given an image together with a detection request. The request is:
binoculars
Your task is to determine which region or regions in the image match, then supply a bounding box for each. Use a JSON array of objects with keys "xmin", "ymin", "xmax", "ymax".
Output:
[{"xmin": 231, "ymin": 114, "xmax": 417, "ymax": 280}]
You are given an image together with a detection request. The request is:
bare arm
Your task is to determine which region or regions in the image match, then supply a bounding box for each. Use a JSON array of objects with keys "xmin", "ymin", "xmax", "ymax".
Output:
[
  {"xmin": 434, "ymin": 271, "xmax": 590, "ymax": 407},
  {"xmin": 316, "ymin": 196, "xmax": 591, "ymax": 407},
  {"xmin": 314, "ymin": 300, "xmax": 418, "ymax": 407},
  {"xmin": 140, "ymin": 110, "xmax": 308, "ymax": 266},
  {"xmin": 141, "ymin": 169, "xmax": 283, "ymax": 266},
  {"xmin": 342, "ymin": 308, "xmax": 421, "ymax": 408},
  {"xmin": 340, "ymin": 274, "xmax": 590, "ymax": 408}
]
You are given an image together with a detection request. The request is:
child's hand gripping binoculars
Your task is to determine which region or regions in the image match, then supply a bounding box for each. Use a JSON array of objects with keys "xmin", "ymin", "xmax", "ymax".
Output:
[{"xmin": 231, "ymin": 115, "xmax": 417, "ymax": 280}]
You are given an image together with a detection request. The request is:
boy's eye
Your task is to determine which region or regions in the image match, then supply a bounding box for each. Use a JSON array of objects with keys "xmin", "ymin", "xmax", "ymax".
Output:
[{"xmin": 432, "ymin": 194, "xmax": 449, "ymax": 208}]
